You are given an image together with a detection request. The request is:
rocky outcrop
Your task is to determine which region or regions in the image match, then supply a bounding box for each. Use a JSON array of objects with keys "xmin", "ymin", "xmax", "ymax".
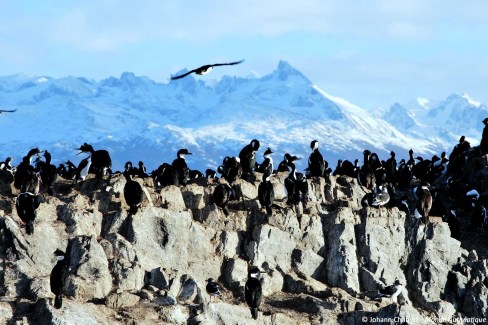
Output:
[{"xmin": 0, "ymin": 166, "xmax": 487, "ymax": 324}]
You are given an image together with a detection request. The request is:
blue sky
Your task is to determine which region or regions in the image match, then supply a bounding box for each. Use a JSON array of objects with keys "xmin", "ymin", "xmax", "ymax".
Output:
[{"xmin": 1, "ymin": 0, "xmax": 488, "ymax": 109}]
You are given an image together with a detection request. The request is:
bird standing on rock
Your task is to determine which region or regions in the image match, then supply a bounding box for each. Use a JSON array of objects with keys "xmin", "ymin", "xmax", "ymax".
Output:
[
  {"xmin": 76, "ymin": 143, "xmax": 111, "ymax": 179},
  {"xmin": 245, "ymin": 266, "xmax": 264, "ymax": 320},
  {"xmin": 172, "ymin": 149, "xmax": 192, "ymax": 186},
  {"xmin": 123, "ymin": 169, "xmax": 144, "ymax": 215},
  {"xmin": 239, "ymin": 139, "xmax": 260, "ymax": 177},
  {"xmin": 206, "ymin": 278, "xmax": 221, "ymax": 302},
  {"xmin": 258, "ymin": 172, "xmax": 275, "ymax": 215},
  {"xmin": 50, "ymin": 249, "xmax": 69, "ymax": 309},
  {"xmin": 16, "ymin": 191, "xmax": 41, "ymax": 235}
]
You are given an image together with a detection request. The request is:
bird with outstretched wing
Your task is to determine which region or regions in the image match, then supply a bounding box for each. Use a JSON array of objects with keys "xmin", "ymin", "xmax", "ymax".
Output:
[
  {"xmin": 171, "ymin": 60, "xmax": 244, "ymax": 80},
  {"xmin": 0, "ymin": 109, "xmax": 16, "ymax": 115}
]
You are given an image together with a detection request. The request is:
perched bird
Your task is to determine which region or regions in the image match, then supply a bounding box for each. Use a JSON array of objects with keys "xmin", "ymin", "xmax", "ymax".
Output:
[
  {"xmin": 16, "ymin": 192, "xmax": 41, "ymax": 235},
  {"xmin": 376, "ymin": 278, "xmax": 404, "ymax": 304},
  {"xmin": 258, "ymin": 172, "xmax": 275, "ymax": 215},
  {"xmin": 206, "ymin": 278, "xmax": 221, "ymax": 302},
  {"xmin": 39, "ymin": 150, "xmax": 58, "ymax": 195},
  {"xmin": 308, "ymin": 140, "xmax": 326, "ymax": 177},
  {"xmin": 123, "ymin": 170, "xmax": 144, "ymax": 215},
  {"xmin": 358, "ymin": 150, "xmax": 376, "ymax": 190},
  {"xmin": 480, "ymin": 118, "xmax": 488, "ymax": 155},
  {"xmin": 371, "ymin": 186, "xmax": 390, "ymax": 208},
  {"xmin": 205, "ymin": 168, "xmax": 218, "ymax": 179},
  {"xmin": 14, "ymin": 148, "xmax": 41, "ymax": 191},
  {"xmin": 138, "ymin": 161, "xmax": 149, "ymax": 178},
  {"xmin": 284, "ymin": 160, "xmax": 308, "ymax": 206},
  {"xmin": 76, "ymin": 143, "xmax": 111, "ymax": 178},
  {"xmin": 172, "ymin": 149, "xmax": 192, "ymax": 186},
  {"xmin": 220, "ymin": 157, "xmax": 242, "ymax": 184},
  {"xmin": 152, "ymin": 162, "xmax": 177, "ymax": 187},
  {"xmin": 0, "ymin": 157, "xmax": 13, "ymax": 171},
  {"xmin": 0, "ymin": 109, "xmax": 16, "ymax": 114},
  {"xmin": 76, "ymin": 156, "xmax": 92, "ymax": 182},
  {"xmin": 212, "ymin": 183, "xmax": 235, "ymax": 216},
  {"xmin": 0, "ymin": 157, "xmax": 14, "ymax": 185},
  {"xmin": 170, "ymin": 60, "xmax": 244, "ymax": 80},
  {"xmin": 50, "ymin": 249, "xmax": 69, "ymax": 309},
  {"xmin": 256, "ymin": 148, "xmax": 274, "ymax": 175},
  {"xmin": 245, "ymin": 266, "xmax": 264, "ymax": 320},
  {"xmin": 277, "ymin": 153, "xmax": 300, "ymax": 172},
  {"xmin": 239, "ymin": 139, "xmax": 260, "ymax": 176},
  {"xmin": 414, "ymin": 183, "xmax": 433, "ymax": 224}
]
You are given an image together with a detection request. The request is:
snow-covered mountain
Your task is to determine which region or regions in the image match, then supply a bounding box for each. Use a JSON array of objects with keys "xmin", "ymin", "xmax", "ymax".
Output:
[{"xmin": 0, "ymin": 61, "xmax": 483, "ymax": 172}]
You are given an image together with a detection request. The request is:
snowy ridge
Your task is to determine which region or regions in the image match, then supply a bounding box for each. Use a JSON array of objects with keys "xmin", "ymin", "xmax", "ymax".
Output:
[{"xmin": 0, "ymin": 62, "xmax": 484, "ymax": 172}]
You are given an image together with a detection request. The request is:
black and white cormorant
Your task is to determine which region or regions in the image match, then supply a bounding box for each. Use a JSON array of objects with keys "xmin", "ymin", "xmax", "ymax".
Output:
[
  {"xmin": 212, "ymin": 183, "xmax": 235, "ymax": 216},
  {"xmin": 481, "ymin": 118, "xmax": 488, "ymax": 155},
  {"xmin": 206, "ymin": 278, "xmax": 221, "ymax": 302},
  {"xmin": 414, "ymin": 183, "xmax": 432, "ymax": 224},
  {"xmin": 50, "ymin": 249, "xmax": 69, "ymax": 309},
  {"xmin": 256, "ymin": 147, "xmax": 273, "ymax": 175},
  {"xmin": 245, "ymin": 266, "xmax": 264, "ymax": 320},
  {"xmin": 277, "ymin": 153, "xmax": 299, "ymax": 172},
  {"xmin": 15, "ymin": 191, "xmax": 41, "ymax": 235},
  {"xmin": 76, "ymin": 143, "xmax": 111, "ymax": 178},
  {"xmin": 358, "ymin": 150, "xmax": 375, "ymax": 190},
  {"xmin": 258, "ymin": 172, "xmax": 275, "ymax": 215},
  {"xmin": 376, "ymin": 278, "xmax": 404, "ymax": 304},
  {"xmin": 239, "ymin": 139, "xmax": 260, "ymax": 176},
  {"xmin": 138, "ymin": 161, "xmax": 149, "ymax": 178},
  {"xmin": 172, "ymin": 149, "xmax": 192, "ymax": 186},
  {"xmin": 76, "ymin": 156, "xmax": 92, "ymax": 182},
  {"xmin": 39, "ymin": 150, "xmax": 58, "ymax": 195},
  {"xmin": 123, "ymin": 170, "xmax": 144, "ymax": 215},
  {"xmin": 308, "ymin": 140, "xmax": 326, "ymax": 177},
  {"xmin": 14, "ymin": 148, "xmax": 41, "ymax": 191},
  {"xmin": 284, "ymin": 160, "xmax": 308, "ymax": 206}
]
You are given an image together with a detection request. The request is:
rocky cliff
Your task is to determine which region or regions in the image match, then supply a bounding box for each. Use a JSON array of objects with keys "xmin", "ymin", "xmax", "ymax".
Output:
[{"xmin": 1, "ymin": 155, "xmax": 488, "ymax": 324}]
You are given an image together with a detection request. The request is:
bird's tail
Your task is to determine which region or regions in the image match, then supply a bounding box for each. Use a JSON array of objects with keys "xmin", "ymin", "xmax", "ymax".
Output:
[
  {"xmin": 251, "ymin": 308, "xmax": 258, "ymax": 320},
  {"xmin": 26, "ymin": 222, "xmax": 34, "ymax": 235},
  {"xmin": 54, "ymin": 295, "xmax": 62, "ymax": 309}
]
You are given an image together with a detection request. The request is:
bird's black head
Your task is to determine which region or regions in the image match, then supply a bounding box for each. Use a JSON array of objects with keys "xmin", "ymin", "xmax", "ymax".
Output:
[
  {"xmin": 177, "ymin": 149, "xmax": 192, "ymax": 157},
  {"xmin": 390, "ymin": 151, "xmax": 395, "ymax": 157},
  {"xmin": 263, "ymin": 148, "xmax": 273, "ymax": 156},
  {"xmin": 363, "ymin": 149, "xmax": 371, "ymax": 156},
  {"xmin": 409, "ymin": 149, "xmax": 414, "ymax": 155},
  {"xmin": 250, "ymin": 139, "xmax": 260, "ymax": 151},
  {"xmin": 248, "ymin": 266, "xmax": 261, "ymax": 277},
  {"xmin": 484, "ymin": 118, "xmax": 488, "ymax": 125},
  {"xmin": 77, "ymin": 143, "xmax": 94, "ymax": 154},
  {"xmin": 394, "ymin": 279, "xmax": 402, "ymax": 286},
  {"xmin": 138, "ymin": 161, "xmax": 144, "ymax": 166},
  {"xmin": 27, "ymin": 148, "xmax": 41, "ymax": 158},
  {"xmin": 124, "ymin": 161, "xmax": 133, "ymax": 170},
  {"xmin": 310, "ymin": 140, "xmax": 319, "ymax": 150},
  {"xmin": 53, "ymin": 249, "xmax": 65, "ymax": 256},
  {"xmin": 206, "ymin": 278, "xmax": 215, "ymax": 282},
  {"xmin": 459, "ymin": 135, "xmax": 465, "ymax": 143}
]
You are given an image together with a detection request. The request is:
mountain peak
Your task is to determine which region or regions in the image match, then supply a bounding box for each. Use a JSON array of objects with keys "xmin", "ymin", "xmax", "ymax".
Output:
[{"xmin": 273, "ymin": 60, "xmax": 308, "ymax": 81}]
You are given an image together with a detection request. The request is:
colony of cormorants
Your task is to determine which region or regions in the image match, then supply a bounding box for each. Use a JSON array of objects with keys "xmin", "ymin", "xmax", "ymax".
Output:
[{"xmin": 1, "ymin": 118, "xmax": 488, "ymax": 317}]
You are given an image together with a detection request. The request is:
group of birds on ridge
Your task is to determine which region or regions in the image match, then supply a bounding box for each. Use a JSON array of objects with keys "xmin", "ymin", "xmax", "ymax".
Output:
[{"xmin": 2, "ymin": 117, "xmax": 488, "ymax": 318}]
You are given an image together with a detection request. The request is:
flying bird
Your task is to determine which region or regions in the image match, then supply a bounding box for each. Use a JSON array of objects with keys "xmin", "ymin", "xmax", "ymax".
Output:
[
  {"xmin": 170, "ymin": 60, "xmax": 244, "ymax": 80},
  {"xmin": 0, "ymin": 109, "xmax": 16, "ymax": 114}
]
